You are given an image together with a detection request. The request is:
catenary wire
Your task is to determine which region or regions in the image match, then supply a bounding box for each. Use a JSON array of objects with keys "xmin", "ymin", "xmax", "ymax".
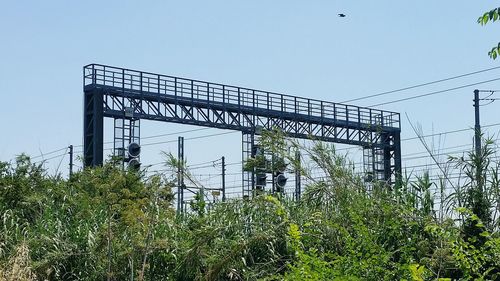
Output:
[
  {"xmin": 341, "ymin": 65, "xmax": 500, "ymax": 103},
  {"xmin": 369, "ymin": 77, "xmax": 500, "ymax": 107}
]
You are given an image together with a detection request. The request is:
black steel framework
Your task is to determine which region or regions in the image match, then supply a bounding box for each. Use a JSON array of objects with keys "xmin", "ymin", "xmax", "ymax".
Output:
[
  {"xmin": 83, "ymin": 64, "xmax": 402, "ymax": 194},
  {"xmin": 113, "ymin": 115, "xmax": 140, "ymax": 168}
]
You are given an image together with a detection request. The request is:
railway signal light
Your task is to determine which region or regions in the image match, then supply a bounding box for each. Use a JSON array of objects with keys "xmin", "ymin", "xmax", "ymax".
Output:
[
  {"xmin": 127, "ymin": 142, "xmax": 141, "ymax": 170},
  {"xmin": 256, "ymin": 170, "xmax": 267, "ymax": 189},
  {"xmin": 128, "ymin": 142, "xmax": 141, "ymax": 158},
  {"xmin": 274, "ymin": 171, "xmax": 287, "ymax": 192},
  {"xmin": 128, "ymin": 158, "xmax": 141, "ymax": 170}
]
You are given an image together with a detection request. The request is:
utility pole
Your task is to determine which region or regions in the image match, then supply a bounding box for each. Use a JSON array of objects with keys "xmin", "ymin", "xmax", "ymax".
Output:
[
  {"xmin": 271, "ymin": 154, "xmax": 276, "ymax": 193},
  {"xmin": 68, "ymin": 145, "xmax": 74, "ymax": 177},
  {"xmin": 295, "ymin": 150, "xmax": 301, "ymax": 201},
  {"xmin": 474, "ymin": 89, "xmax": 481, "ymax": 156},
  {"xmin": 177, "ymin": 137, "xmax": 184, "ymax": 214},
  {"xmin": 221, "ymin": 156, "xmax": 226, "ymax": 202}
]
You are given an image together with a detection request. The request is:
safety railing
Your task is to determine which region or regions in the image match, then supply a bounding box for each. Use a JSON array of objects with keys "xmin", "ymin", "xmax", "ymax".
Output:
[{"xmin": 84, "ymin": 64, "xmax": 400, "ymax": 129}]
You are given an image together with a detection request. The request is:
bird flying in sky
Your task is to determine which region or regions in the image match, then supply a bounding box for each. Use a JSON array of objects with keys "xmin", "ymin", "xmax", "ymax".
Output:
[{"xmin": 338, "ymin": 13, "xmax": 346, "ymax": 17}]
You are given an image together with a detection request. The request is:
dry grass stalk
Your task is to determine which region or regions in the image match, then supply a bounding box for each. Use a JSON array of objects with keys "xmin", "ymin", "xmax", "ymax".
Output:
[{"xmin": 0, "ymin": 243, "xmax": 37, "ymax": 281}]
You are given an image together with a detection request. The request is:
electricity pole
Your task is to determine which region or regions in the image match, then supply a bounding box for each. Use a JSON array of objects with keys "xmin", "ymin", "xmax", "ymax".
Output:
[
  {"xmin": 474, "ymin": 89, "xmax": 481, "ymax": 156},
  {"xmin": 177, "ymin": 137, "xmax": 185, "ymax": 214},
  {"xmin": 68, "ymin": 145, "xmax": 74, "ymax": 177},
  {"xmin": 221, "ymin": 156, "xmax": 226, "ymax": 202},
  {"xmin": 295, "ymin": 150, "xmax": 301, "ymax": 201}
]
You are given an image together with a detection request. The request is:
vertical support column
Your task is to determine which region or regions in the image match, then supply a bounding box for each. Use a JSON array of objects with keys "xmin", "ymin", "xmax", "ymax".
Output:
[
  {"xmin": 83, "ymin": 89, "xmax": 104, "ymax": 167},
  {"xmin": 221, "ymin": 156, "xmax": 226, "ymax": 202},
  {"xmin": 295, "ymin": 150, "xmax": 301, "ymax": 201},
  {"xmin": 392, "ymin": 131, "xmax": 402, "ymax": 185},
  {"xmin": 474, "ymin": 89, "xmax": 481, "ymax": 156},
  {"xmin": 382, "ymin": 132, "xmax": 392, "ymax": 183},
  {"xmin": 362, "ymin": 145, "xmax": 374, "ymax": 184},
  {"xmin": 271, "ymin": 154, "xmax": 276, "ymax": 193},
  {"xmin": 177, "ymin": 136, "xmax": 185, "ymax": 214},
  {"xmin": 242, "ymin": 132, "xmax": 255, "ymax": 198},
  {"xmin": 473, "ymin": 89, "xmax": 484, "ymax": 192},
  {"xmin": 113, "ymin": 118, "xmax": 125, "ymax": 169},
  {"xmin": 380, "ymin": 131, "xmax": 402, "ymax": 185},
  {"xmin": 113, "ymin": 111, "xmax": 141, "ymax": 169},
  {"xmin": 363, "ymin": 130, "xmax": 401, "ymax": 187}
]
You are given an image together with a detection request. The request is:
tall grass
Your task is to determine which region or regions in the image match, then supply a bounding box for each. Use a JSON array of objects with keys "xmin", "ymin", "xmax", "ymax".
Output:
[
  {"xmin": 0, "ymin": 133, "xmax": 500, "ymax": 280},
  {"xmin": 0, "ymin": 243, "xmax": 36, "ymax": 281}
]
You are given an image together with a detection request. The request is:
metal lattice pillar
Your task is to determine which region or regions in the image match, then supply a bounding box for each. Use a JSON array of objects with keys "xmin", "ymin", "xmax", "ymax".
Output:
[
  {"xmin": 83, "ymin": 88, "xmax": 104, "ymax": 167},
  {"xmin": 362, "ymin": 145, "xmax": 374, "ymax": 184},
  {"xmin": 113, "ymin": 119, "xmax": 125, "ymax": 161},
  {"xmin": 113, "ymin": 117, "xmax": 140, "ymax": 168},
  {"xmin": 379, "ymin": 131, "xmax": 402, "ymax": 185},
  {"xmin": 363, "ymin": 130, "xmax": 401, "ymax": 186},
  {"xmin": 381, "ymin": 132, "xmax": 392, "ymax": 183},
  {"xmin": 242, "ymin": 132, "xmax": 255, "ymax": 198},
  {"xmin": 391, "ymin": 131, "xmax": 402, "ymax": 185},
  {"xmin": 363, "ymin": 146, "xmax": 385, "ymax": 182}
]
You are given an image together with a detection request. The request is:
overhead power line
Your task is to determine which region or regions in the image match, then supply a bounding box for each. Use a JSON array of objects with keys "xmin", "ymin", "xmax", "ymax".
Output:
[
  {"xmin": 73, "ymin": 127, "xmax": 218, "ymax": 148},
  {"xmin": 32, "ymin": 152, "xmax": 68, "ymax": 165},
  {"xmin": 30, "ymin": 147, "xmax": 68, "ymax": 160},
  {"xmin": 369, "ymin": 77, "xmax": 500, "ymax": 107},
  {"xmin": 6, "ymin": 129, "xmax": 236, "ymax": 165},
  {"xmin": 141, "ymin": 127, "xmax": 212, "ymax": 140},
  {"xmin": 341, "ymin": 65, "xmax": 500, "ymax": 103},
  {"xmin": 141, "ymin": 131, "xmax": 238, "ymax": 147},
  {"xmin": 402, "ymin": 122, "xmax": 500, "ymax": 142},
  {"xmin": 9, "ymin": 113, "xmax": 500, "ymax": 171},
  {"xmin": 334, "ymin": 122, "xmax": 500, "ymax": 153}
]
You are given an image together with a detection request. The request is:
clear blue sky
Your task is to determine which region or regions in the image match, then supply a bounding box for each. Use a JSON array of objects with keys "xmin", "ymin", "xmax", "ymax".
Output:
[{"xmin": 1, "ymin": 1, "xmax": 499, "ymax": 187}]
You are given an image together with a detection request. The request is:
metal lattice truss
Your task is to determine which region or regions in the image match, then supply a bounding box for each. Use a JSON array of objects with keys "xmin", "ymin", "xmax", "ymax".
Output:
[
  {"xmin": 101, "ymin": 92, "xmax": 391, "ymax": 146},
  {"xmin": 83, "ymin": 64, "xmax": 402, "ymax": 184}
]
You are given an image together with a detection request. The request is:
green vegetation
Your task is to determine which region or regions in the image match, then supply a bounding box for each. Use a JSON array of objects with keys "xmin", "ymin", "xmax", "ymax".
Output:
[
  {"xmin": 478, "ymin": 7, "xmax": 500, "ymax": 59},
  {"xmin": 1, "ymin": 133, "xmax": 500, "ymax": 280}
]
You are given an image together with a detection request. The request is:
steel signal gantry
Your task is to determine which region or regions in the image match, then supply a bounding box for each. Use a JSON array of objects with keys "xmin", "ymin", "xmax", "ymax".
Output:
[{"xmin": 83, "ymin": 64, "xmax": 402, "ymax": 196}]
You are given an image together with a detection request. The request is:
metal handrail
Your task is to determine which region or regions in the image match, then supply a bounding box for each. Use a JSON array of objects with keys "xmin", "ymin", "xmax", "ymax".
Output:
[{"xmin": 84, "ymin": 64, "xmax": 400, "ymax": 129}]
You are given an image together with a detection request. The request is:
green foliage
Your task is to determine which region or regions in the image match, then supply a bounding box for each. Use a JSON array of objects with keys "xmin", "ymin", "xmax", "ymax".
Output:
[
  {"xmin": 449, "ymin": 139, "xmax": 496, "ymax": 244},
  {"xmin": 477, "ymin": 8, "xmax": 500, "ymax": 26},
  {"xmin": 477, "ymin": 8, "xmax": 500, "ymax": 59},
  {"xmin": 0, "ymin": 159, "xmax": 176, "ymax": 280},
  {"xmin": 452, "ymin": 209, "xmax": 500, "ymax": 280},
  {"xmin": 189, "ymin": 190, "xmax": 206, "ymax": 217},
  {"xmin": 174, "ymin": 195, "xmax": 292, "ymax": 280},
  {"xmin": 1, "ymin": 132, "xmax": 500, "ymax": 280},
  {"xmin": 411, "ymin": 172, "xmax": 435, "ymax": 217}
]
